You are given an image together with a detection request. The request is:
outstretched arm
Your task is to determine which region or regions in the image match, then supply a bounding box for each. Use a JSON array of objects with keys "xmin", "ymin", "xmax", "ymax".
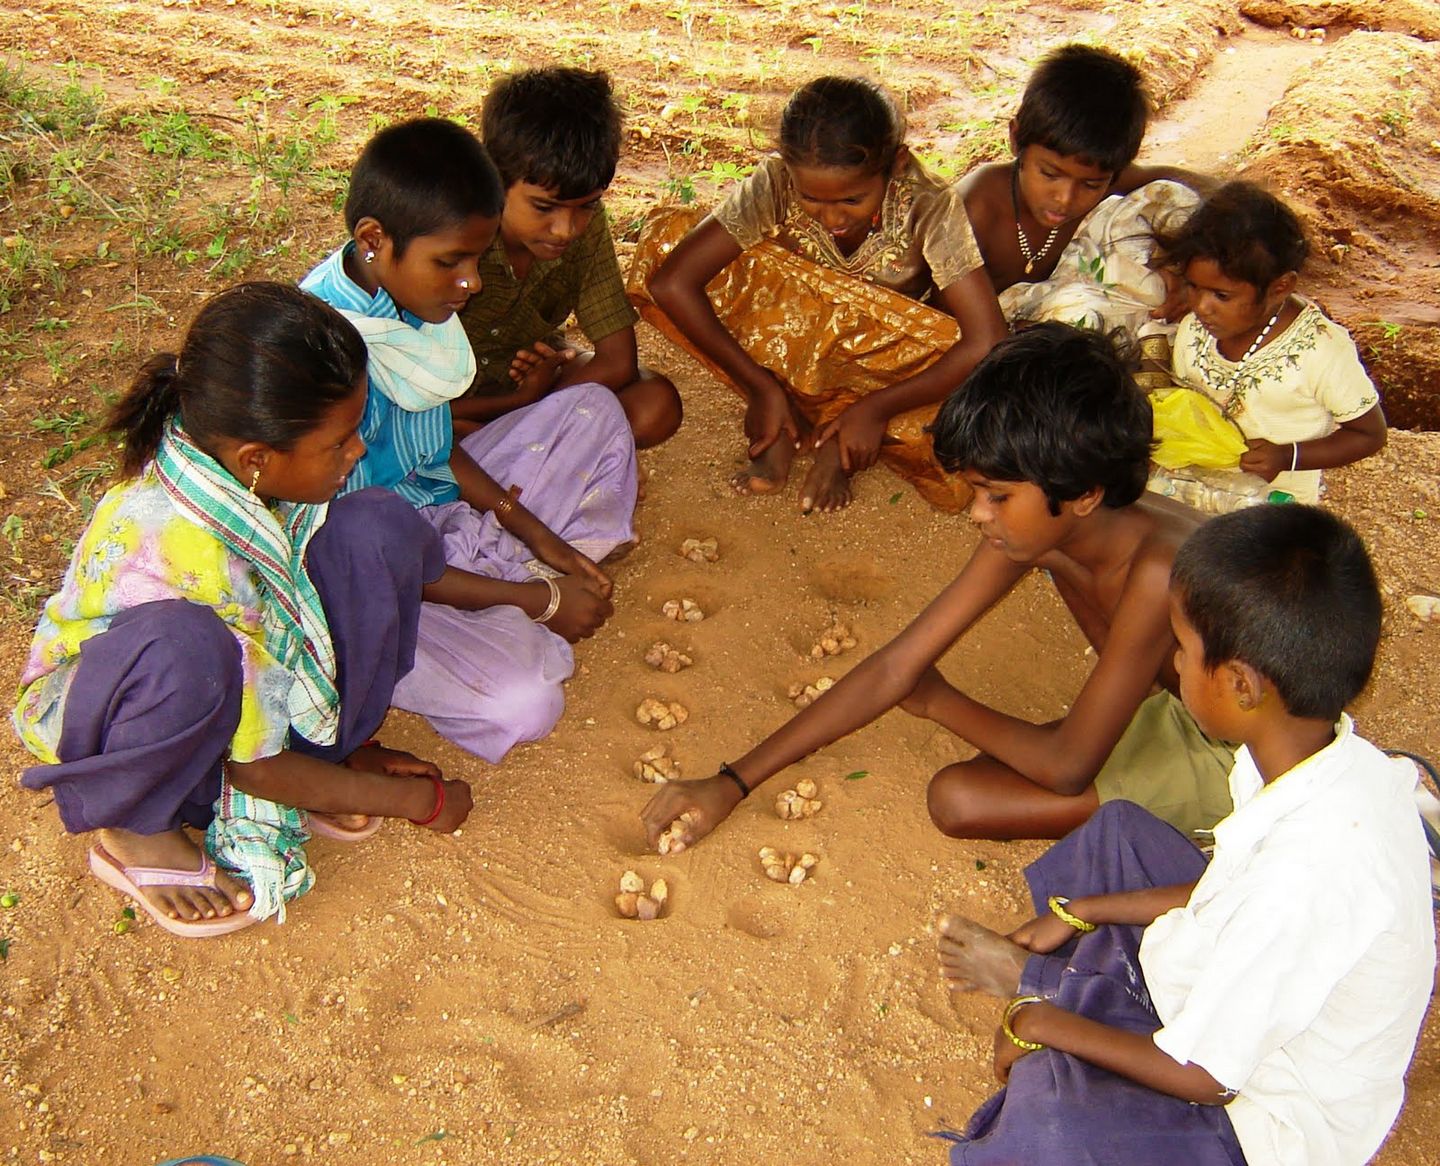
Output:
[
  {"xmin": 908, "ymin": 547, "xmax": 1179, "ymax": 793},
  {"xmin": 813, "ymin": 268, "xmax": 1008, "ymax": 472},
  {"xmin": 647, "ymin": 215, "xmax": 798, "ymax": 459},
  {"xmin": 640, "ymin": 545, "xmax": 1030, "ymax": 849}
]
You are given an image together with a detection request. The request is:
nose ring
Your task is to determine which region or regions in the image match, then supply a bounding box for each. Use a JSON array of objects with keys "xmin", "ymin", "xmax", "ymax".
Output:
[{"xmin": 459, "ymin": 279, "xmax": 471, "ymax": 290}]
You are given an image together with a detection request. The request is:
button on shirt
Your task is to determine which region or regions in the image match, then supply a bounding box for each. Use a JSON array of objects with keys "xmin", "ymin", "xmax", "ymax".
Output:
[{"xmin": 1140, "ymin": 717, "xmax": 1434, "ymax": 1166}]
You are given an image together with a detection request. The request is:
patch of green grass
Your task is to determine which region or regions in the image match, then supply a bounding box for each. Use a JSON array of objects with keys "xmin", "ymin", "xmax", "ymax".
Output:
[{"xmin": 124, "ymin": 109, "xmax": 229, "ymax": 159}]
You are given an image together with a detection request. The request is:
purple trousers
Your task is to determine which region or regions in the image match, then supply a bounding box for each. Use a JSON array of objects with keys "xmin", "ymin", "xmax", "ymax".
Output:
[
  {"xmin": 19, "ymin": 490, "xmax": 446, "ymax": 835},
  {"xmin": 941, "ymin": 801, "xmax": 1247, "ymax": 1166}
]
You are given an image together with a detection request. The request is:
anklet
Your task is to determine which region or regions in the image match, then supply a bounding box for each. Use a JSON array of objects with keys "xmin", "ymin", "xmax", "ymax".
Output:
[
  {"xmin": 409, "ymin": 775, "xmax": 446, "ymax": 826},
  {"xmin": 718, "ymin": 762, "xmax": 751, "ymax": 799},
  {"xmin": 1002, "ymin": 995, "xmax": 1046, "ymax": 1051},
  {"xmin": 1048, "ymin": 895, "xmax": 1096, "ymax": 933}
]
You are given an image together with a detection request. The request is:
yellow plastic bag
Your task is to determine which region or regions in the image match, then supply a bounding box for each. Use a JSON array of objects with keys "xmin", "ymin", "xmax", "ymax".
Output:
[{"xmin": 1150, "ymin": 387, "xmax": 1247, "ymax": 470}]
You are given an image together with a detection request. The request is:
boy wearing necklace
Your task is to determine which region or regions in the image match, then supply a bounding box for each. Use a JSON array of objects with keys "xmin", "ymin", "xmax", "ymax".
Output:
[{"xmin": 961, "ymin": 44, "xmax": 1207, "ymax": 340}]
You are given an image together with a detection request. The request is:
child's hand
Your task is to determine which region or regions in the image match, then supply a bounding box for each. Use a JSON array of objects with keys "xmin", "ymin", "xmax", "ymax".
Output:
[
  {"xmin": 1009, "ymin": 911, "xmax": 1082, "ymax": 954},
  {"xmin": 743, "ymin": 378, "xmax": 801, "ymax": 459},
  {"xmin": 540, "ymin": 574, "xmax": 614, "ymax": 642},
  {"xmin": 814, "ymin": 400, "xmax": 886, "ymax": 473},
  {"xmin": 420, "ymin": 778, "xmax": 474, "ymax": 833},
  {"xmin": 992, "ymin": 1021, "xmax": 1036, "ymax": 1083},
  {"xmin": 640, "ymin": 775, "xmax": 744, "ymax": 853},
  {"xmin": 509, "ymin": 341, "xmax": 575, "ymax": 400},
  {"xmin": 1149, "ymin": 267, "xmax": 1190, "ymax": 323},
  {"xmin": 1238, "ymin": 438, "xmax": 1290, "ymax": 482},
  {"xmin": 522, "ymin": 517, "xmax": 614, "ymax": 600},
  {"xmin": 344, "ymin": 742, "xmax": 442, "ymax": 780}
]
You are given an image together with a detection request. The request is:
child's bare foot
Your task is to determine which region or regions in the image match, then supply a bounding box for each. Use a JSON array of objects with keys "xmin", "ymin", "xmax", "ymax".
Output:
[
  {"xmin": 731, "ymin": 439, "xmax": 796, "ymax": 496},
  {"xmin": 96, "ymin": 827, "xmax": 252, "ymax": 922},
  {"xmin": 936, "ymin": 913, "xmax": 1029, "ymax": 998},
  {"xmin": 800, "ymin": 441, "xmax": 853, "ymax": 513}
]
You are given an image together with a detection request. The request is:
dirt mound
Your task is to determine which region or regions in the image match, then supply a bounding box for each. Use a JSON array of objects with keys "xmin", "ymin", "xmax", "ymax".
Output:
[
  {"xmin": 1241, "ymin": 0, "xmax": 1440, "ymax": 41},
  {"xmin": 1238, "ymin": 30, "xmax": 1440, "ymax": 428}
]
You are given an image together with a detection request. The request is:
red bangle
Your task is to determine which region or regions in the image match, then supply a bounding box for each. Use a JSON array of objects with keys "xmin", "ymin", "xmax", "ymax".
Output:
[
  {"xmin": 362, "ymin": 738, "xmax": 380, "ymax": 749},
  {"xmin": 408, "ymin": 775, "xmax": 445, "ymax": 826}
]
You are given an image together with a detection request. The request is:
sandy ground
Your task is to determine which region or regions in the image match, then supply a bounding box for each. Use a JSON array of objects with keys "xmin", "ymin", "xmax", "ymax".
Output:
[{"xmin": 0, "ymin": 2, "xmax": 1437, "ymax": 1163}]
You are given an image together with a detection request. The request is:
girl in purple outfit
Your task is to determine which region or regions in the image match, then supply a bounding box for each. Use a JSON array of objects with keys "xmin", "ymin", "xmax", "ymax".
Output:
[{"xmin": 13, "ymin": 283, "xmax": 476, "ymax": 938}]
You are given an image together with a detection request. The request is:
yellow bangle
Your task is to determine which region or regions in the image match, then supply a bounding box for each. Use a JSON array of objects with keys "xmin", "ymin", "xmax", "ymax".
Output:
[
  {"xmin": 1002, "ymin": 994, "xmax": 1045, "ymax": 1051},
  {"xmin": 1048, "ymin": 895, "xmax": 1096, "ymax": 933},
  {"xmin": 493, "ymin": 494, "xmax": 515, "ymax": 518}
]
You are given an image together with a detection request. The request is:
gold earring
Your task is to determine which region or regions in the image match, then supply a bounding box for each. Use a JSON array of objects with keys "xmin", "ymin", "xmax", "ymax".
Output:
[{"xmin": 249, "ymin": 467, "xmax": 262, "ymax": 495}]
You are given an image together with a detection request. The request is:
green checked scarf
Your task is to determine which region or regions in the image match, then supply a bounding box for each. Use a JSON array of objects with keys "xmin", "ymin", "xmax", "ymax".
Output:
[
  {"xmin": 154, "ymin": 419, "xmax": 337, "ymax": 920},
  {"xmin": 153, "ymin": 418, "xmax": 340, "ymax": 745}
]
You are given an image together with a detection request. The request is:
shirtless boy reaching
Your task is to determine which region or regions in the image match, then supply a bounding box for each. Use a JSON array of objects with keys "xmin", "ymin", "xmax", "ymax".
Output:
[{"xmin": 643, "ymin": 324, "xmax": 1233, "ymax": 848}]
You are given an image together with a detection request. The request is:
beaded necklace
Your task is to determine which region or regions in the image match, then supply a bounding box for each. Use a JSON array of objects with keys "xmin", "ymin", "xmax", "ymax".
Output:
[
  {"xmin": 1011, "ymin": 165, "xmax": 1060, "ymax": 275},
  {"xmin": 1216, "ymin": 302, "xmax": 1285, "ymax": 419}
]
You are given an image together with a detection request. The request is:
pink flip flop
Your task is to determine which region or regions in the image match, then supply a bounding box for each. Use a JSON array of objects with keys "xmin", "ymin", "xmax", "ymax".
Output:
[
  {"xmin": 303, "ymin": 812, "xmax": 383, "ymax": 842},
  {"xmin": 88, "ymin": 844, "xmax": 257, "ymax": 938}
]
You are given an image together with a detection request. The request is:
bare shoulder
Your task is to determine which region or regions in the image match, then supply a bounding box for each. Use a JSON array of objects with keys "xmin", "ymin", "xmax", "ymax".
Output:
[
  {"xmin": 1127, "ymin": 494, "xmax": 1205, "ymax": 582},
  {"xmin": 958, "ymin": 163, "xmax": 1010, "ymax": 221}
]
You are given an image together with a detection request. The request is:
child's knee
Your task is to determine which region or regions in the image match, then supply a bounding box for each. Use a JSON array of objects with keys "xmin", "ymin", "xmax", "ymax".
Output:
[
  {"xmin": 315, "ymin": 488, "xmax": 440, "ymax": 581},
  {"xmin": 487, "ymin": 672, "xmax": 566, "ymax": 745},
  {"xmin": 625, "ymin": 374, "xmax": 683, "ymax": 448},
  {"xmin": 927, "ymin": 762, "xmax": 981, "ymax": 838},
  {"xmin": 103, "ymin": 600, "xmax": 243, "ymax": 715}
]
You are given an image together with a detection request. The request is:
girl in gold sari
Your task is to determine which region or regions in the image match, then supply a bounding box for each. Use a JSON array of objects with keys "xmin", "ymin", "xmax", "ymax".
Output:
[{"xmin": 629, "ymin": 77, "xmax": 1006, "ymax": 513}]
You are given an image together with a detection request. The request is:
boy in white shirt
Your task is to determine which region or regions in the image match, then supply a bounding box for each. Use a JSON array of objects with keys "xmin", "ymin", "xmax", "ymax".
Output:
[{"xmin": 933, "ymin": 504, "xmax": 1434, "ymax": 1166}]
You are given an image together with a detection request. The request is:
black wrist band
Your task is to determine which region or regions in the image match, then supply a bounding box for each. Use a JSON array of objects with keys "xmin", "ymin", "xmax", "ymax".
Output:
[{"xmin": 718, "ymin": 762, "xmax": 751, "ymax": 799}]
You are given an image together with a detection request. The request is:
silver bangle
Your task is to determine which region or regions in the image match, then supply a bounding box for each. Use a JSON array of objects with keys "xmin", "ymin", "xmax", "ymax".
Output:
[
  {"xmin": 1290, "ymin": 442, "xmax": 1301, "ymax": 473},
  {"xmin": 531, "ymin": 575, "xmax": 562, "ymax": 624}
]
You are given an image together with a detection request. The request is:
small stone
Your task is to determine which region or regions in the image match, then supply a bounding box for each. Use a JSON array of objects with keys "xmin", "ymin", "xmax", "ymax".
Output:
[
  {"xmin": 619, "ymin": 870, "xmax": 645, "ymax": 895},
  {"xmin": 1405, "ymin": 594, "xmax": 1440, "ymax": 622},
  {"xmin": 678, "ymin": 537, "xmax": 719, "ymax": 563},
  {"xmin": 644, "ymin": 640, "xmax": 693, "ymax": 673},
  {"xmin": 633, "ymin": 742, "xmax": 682, "ymax": 783},
  {"xmin": 636, "ymin": 697, "xmax": 689, "ymax": 731}
]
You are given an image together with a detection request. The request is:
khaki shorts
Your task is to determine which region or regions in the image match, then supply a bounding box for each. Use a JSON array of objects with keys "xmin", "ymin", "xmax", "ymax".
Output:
[{"xmin": 1094, "ymin": 691, "xmax": 1236, "ymax": 840}]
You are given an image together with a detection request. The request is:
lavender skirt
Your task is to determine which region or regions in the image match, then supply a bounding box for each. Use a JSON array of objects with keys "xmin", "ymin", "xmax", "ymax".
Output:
[{"xmin": 391, "ymin": 383, "xmax": 637, "ymax": 761}]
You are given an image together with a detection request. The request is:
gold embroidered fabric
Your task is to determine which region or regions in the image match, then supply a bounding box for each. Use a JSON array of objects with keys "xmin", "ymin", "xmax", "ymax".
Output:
[
  {"xmin": 627, "ymin": 205, "xmax": 975, "ymax": 512},
  {"xmin": 710, "ymin": 154, "xmax": 982, "ymax": 301}
]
